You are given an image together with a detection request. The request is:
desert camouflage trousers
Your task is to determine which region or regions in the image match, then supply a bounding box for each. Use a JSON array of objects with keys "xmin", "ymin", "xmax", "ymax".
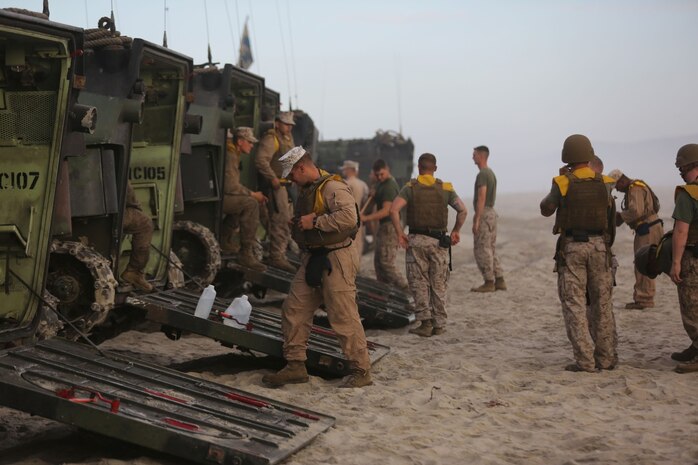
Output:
[
  {"xmin": 678, "ymin": 253, "xmax": 698, "ymax": 348},
  {"xmin": 266, "ymin": 186, "xmax": 291, "ymax": 261},
  {"xmin": 351, "ymin": 225, "xmax": 364, "ymax": 271},
  {"xmin": 474, "ymin": 207, "xmax": 503, "ymax": 281},
  {"xmin": 222, "ymin": 193, "xmax": 260, "ymax": 249},
  {"xmin": 374, "ymin": 222, "xmax": 408, "ymax": 290},
  {"xmin": 281, "ymin": 245, "xmax": 370, "ymax": 371},
  {"xmin": 632, "ymin": 222, "xmax": 664, "ymax": 305},
  {"xmin": 406, "ymin": 234, "xmax": 450, "ymax": 328},
  {"xmin": 123, "ymin": 206, "xmax": 153, "ymax": 271},
  {"xmin": 557, "ymin": 236, "xmax": 617, "ymax": 371}
]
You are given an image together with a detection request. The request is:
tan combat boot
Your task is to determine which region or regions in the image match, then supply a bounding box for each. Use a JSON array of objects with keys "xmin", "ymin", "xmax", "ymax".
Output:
[
  {"xmin": 267, "ymin": 257, "xmax": 297, "ymax": 273},
  {"xmin": 120, "ymin": 267, "xmax": 154, "ymax": 292},
  {"xmin": 432, "ymin": 326, "xmax": 446, "ymax": 336},
  {"xmin": 339, "ymin": 366, "xmax": 373, "ymax": 388},
  {"xmin": 220, "ymin": 235, "xmax": 241, "ymax": 254},
  {"xmin": 495, "ymin": 277, "xmax": 507, "ymax": 291},
  {"xmin": 238, "ymin": 249, "xmax": 267, "ymax": 271},
  {"xmin": 409, "ymin": 320, "xmax": 434, "ymax": 337},
  {"xmin": 262, "ymin": 361, "xmax": 309, "ymax": 387},
  {"xmin": 471, "ymin": 280, "xmax": 495, "ymax": 292}
]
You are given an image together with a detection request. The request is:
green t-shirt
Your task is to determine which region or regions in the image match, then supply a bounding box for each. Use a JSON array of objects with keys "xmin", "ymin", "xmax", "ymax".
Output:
[
  {"xmin": 474, "ymin": 167, "xmax": 497, "ymax": 208},
  {"xmin": 672, "ymin": 189, "xmax": 698, "ymax": 224},
  {"xmin": 375, "ymin": 176, "xmax": 400, "ymax": 224}
]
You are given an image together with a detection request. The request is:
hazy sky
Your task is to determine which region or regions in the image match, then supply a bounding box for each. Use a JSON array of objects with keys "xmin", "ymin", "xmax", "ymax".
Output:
[{"xmin": 4, "ymin": 0, "xmax": 697, "ymax": 195}]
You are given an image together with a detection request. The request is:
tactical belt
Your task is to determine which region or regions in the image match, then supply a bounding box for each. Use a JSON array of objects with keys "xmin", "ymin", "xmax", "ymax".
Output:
[
  {"xmin": 409, "ymin": 228, "xmax": 446, "ymax": 239},
  {"xmin": 564, "ymin": 230, "xmax": 603, "ymax": 237}
]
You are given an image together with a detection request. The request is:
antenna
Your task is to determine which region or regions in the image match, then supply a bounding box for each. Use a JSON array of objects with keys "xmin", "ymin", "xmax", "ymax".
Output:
[
  {"xmin": 224, "ymin": 0, "xmax": 238, "ymax": 62},
  {"xmin": 43, "ymin": 0, "xmax": 49, "ymax": 17},
  {"xmin": 162, "ymin": 0, "xmax": 168, "ymax": 47},
  {"xmin": 286, "ymin": 0, "xmax": 299, "ymax": 108},
  {"xmin": 275, "ymin": 0, "xmax": 291, "ymax": 109},
  {"xmin": 204, "ymin": 0, "xmax": 213, "ymax": 65}
]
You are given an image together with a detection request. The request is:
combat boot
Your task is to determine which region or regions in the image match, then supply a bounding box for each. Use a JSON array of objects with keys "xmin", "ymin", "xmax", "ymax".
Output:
[
  {"xmin": 495, "ymin": 276, "xmax": 507, "ymax": 291},
  {"xmin": 220, "ymin": 235, "xmax": 241, "ymax": 254},
  {"xmin": 339, "ymin": 366, "xmax": 373, "ymax": 388},
  {"xmin": 471, "ymin": 280, "xmax": 495, "ymax": 292},
  {"xmin": 120, "ymin": 267, "xmax": 153, "ymax": 292},
  {"xmin": 671, "ymin": 344, "xmax": 698, "ymax": 362},
  {"xmin": 267, "ymin": 257, "xmax": 297, "ymax": 273},
  {"xmin": 624, "ymin": 302, "xmax": 653, "ymax": 310},
  {"xmin": 432, "ymin": 326, "xmax": 446, "ymax": 336},
  {"xmin": 238, "ymin": 249, "xmax": 267, "ymax": 271},
  {"xmin": 409, "ymin": 320, "xmax": 433, "ymax": 337},
  {"xmin": 262, "ymin": 361, "xmax": 309, "ymax": 387}
]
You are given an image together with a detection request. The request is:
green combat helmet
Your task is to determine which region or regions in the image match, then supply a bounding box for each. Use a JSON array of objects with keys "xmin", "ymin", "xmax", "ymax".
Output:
[
  {"xmin": 676, "ymin": 144, "xmax": 698, "ymax": 168},
  {"xmin": 635, "ymin": 231, "xmax": 673, "ymax": 278},
  {"xmin": 562, "ymin": 134, "xmax": 595, "ymax": 164}
]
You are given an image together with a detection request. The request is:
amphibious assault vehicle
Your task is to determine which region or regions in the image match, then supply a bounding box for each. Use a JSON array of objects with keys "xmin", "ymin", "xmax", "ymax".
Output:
[{"xmin": 0, "ymin": 9, "xmax": 339, "ymax": 464}]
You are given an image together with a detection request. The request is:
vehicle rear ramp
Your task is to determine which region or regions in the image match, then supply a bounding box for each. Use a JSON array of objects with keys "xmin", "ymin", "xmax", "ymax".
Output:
[
  {"xmin": 127, "ymin": 288, "xmax": 390, "ymax": 377},
  {"xmin": 223, "ymin": 256, "xmax": 415, "ymax": 328},
  {"xmin": 0, "ymin": 338, "xmax": 335, "ymax": 465}
]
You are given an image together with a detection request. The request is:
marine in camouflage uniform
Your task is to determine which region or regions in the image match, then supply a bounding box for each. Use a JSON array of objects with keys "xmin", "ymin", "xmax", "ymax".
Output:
[
  {"xmin": 221, "ymin": 127, "xmax": 267, "ymax": 271},
  {"xmin": 608, "ymin": 169, "xmax": 664, "ymax": 309},
  {"xmin": 120, "ymin": 181, "xmax": 154, "ymax": 291},
  {"xmin": 471, "ymin": 145, "xmax": 505, "ymax": 292},
  {"xmin": 361, "ymin": 159, "xmax": 408, "ymax": 292},
  {"xmin": 540, "ymin": 134, "xmax": 617, "ymax": 372},
  {"xmin": 668, "ymin": 144, "xmax": 698, "ymax": 369},
  {"xmin": 255, "ymin": 112, "xmax": 296, "ymax": 273},
  {"xmin": 341, "ymin": 160, "xmax": 369, "ymax": 269},
  {"xmin": 390, "ymin": 153, "xmax": 467, "ymax": 337},
  {"xmin": 262, "ymin": 147, "xmax": 372, "ymax": 389}
]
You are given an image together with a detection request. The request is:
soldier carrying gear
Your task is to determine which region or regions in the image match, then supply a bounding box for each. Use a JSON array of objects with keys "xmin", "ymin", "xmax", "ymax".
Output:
[
  {"xmin": 667, "ymin": 143, "xmax": 698, "ymax": 369},
  {"xmin": 607, "ymin": 168, "xmax": 664, "ymax": 309},
  {"xmin": 221, "ymin": 127, "xmax": 268, "ymax": 271},
  {"xmin": 389, "ymin": 153, "xmax": 467, "ymax": 338},
  {"xmin": 261, "ymin": 146, "xmax": 373, "ymax": 389},
  {"xmin": 255, "ymin": 111, "xmax": 297, "ymax": 273},
  {"xmin": 540, "ymin": 134, "xmax": 618, "ymax": 373}
]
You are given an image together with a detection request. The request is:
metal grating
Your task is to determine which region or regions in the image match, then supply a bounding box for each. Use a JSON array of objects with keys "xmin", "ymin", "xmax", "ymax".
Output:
[{"xmin": 1, "ymin": 91, "xmax": 58, "ymax": 144}]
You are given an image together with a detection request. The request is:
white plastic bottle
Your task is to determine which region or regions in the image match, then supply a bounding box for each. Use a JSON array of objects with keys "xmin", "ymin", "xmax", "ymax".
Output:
[
  {"xmin": 194, "ymin": 284, "xmax": 216, "ymax": 319},
  {"xmin": 225, "ymin": 295, "xmax": 252, "ymax": 329}
]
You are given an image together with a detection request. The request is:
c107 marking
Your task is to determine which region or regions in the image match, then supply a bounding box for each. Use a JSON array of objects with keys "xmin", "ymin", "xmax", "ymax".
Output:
[{"xmin": 0, "ymin": 171, "xmax": 39, "ymax": 190}]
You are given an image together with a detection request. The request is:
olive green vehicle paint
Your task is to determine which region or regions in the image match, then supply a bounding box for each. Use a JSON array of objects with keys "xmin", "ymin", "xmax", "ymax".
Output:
[
  {"xmin": 0, "ymin": 10, "xmax": 336, "ymax": 465},
  {"xmin": 0, "ymin": 10, "xmax": 87, "ymax": 342}
]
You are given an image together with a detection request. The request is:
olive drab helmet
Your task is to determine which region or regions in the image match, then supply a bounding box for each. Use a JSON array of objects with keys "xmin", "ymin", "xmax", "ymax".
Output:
[
  {"xmin": 675, "ymin": 144, "xmax": 698, "ymax": 168},
  {"xmin": 561, "ymin": 134, "xmax": 595, "ymax": 164},
  {"xmin": 634, "ymin": 231, "xmax": 673, "ymax": 278}
]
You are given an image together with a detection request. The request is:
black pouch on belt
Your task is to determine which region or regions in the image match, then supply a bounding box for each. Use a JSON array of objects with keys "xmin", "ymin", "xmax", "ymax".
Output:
[
  {"xmin": 439, "ymin": 234, "xmax": 452, "ymax": 248},
  {"xmin": 636, "ymin": 223, "xmax": 650, "ymax": 236},
  {"xmin": 305, "ymin": 247, "xmax": 332, "ymax": 288}
]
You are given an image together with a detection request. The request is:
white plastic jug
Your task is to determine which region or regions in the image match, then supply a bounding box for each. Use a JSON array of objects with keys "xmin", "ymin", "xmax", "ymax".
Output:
[
  {"xmin": 194, "ymin": 284, "xmax": 216, "ymax": 319},
  {"xmin": 225, "ymin": 295, "xmax": 252, "ymax": 329}
]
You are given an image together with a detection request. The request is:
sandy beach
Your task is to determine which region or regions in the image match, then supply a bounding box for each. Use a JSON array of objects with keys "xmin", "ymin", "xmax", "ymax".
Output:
[{"xmin": 1, "ymin": 190, "xmax": 696, "ymax": 465}]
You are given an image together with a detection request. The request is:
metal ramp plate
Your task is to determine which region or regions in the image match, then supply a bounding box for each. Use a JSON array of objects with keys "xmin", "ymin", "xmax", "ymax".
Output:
[
  {"xmin": 224, "ymin": 260, "xmax": 415, "ymax": 328},
  {"xmin": 0, "ymin": 338, "xmax": 334, "ymax": 465},
  {"xmin": 127, "ymin": 288, "xmax": 390, "ymax": 376}
]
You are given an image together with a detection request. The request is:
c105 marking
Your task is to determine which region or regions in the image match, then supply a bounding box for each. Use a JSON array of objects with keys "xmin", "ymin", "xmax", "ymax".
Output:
[
  {"xmin": 0, "ymin": 171, "xmax": 39, "ymax": 190},
  {"xmin": 129, "ymin": 166, "xmax": 166, "ymax": 181}
]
